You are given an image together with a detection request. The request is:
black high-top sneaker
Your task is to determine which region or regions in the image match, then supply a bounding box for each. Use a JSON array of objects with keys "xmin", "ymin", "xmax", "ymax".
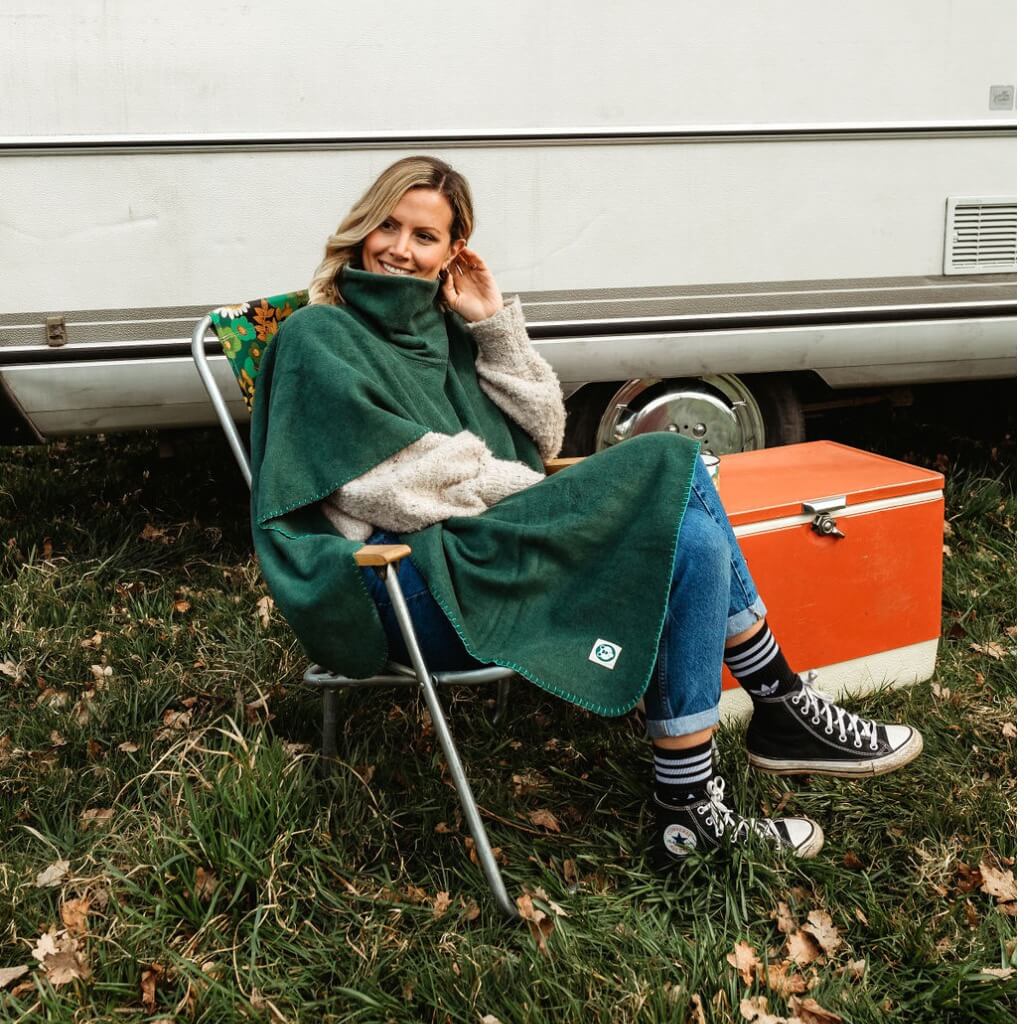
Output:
[
  {"xmin": 746, "ymin": 673, "xmax": 923, "ymax": 778},
  {"xmin": 652, "ymin": 776, "xmax": 824, "ymax": 869}
]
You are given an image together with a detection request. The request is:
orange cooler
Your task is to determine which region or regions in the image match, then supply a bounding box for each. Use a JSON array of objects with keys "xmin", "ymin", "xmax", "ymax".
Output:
[{"xmin": 717, "ymin": 441, "xmax": 944, "ymax": 719}]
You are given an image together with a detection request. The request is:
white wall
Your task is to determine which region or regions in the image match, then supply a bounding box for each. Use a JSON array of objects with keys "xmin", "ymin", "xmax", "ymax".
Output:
[{"xmin": 0, "ymin": 1, "xmax": 1015, "ymax": 134}]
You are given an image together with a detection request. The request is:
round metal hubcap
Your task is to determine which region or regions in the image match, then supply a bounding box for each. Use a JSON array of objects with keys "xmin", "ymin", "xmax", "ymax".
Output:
[{"xmin": 595, "ymin": 375, "xmax": 766, "ymax": 455}]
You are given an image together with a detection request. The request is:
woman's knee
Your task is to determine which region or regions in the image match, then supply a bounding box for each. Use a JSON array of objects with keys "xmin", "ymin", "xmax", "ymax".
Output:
[{"xmin": 676, "ymin": 499, "xmax": 730, "ymax": 581}]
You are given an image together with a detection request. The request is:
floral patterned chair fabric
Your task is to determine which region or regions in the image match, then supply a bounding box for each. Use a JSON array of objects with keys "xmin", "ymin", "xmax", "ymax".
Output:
[{"xmin": 209, "ymin": 290, "xmax": 308, "ymax": 410}]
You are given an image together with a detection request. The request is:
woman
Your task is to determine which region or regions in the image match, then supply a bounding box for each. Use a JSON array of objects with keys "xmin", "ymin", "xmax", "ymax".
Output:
[{"xmin": 250, "ymin": 156, "xmax": 922, "ymax": 869}]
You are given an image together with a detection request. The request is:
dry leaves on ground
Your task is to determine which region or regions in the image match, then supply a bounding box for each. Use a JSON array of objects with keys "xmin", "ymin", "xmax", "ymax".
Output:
[
  {"xmin": 0, "ymin": 965, "xmax": 30, "ymax": 988},
  {"xmin": 79, "ymin": 807, "xmax": 114, "ymax": 829},
  {"xmin": 727, "ymin": 940, "xmax": 763, "ymax": 985},
  {"xmin": 432, "ymin": 891, "xmax": 451, "ymax": 919},
  {"xmin": 979, "ymin": 967, "xmax": 1015, "ymax": 982},
  {"xmin": 786, "ymin": 929, "xmax": 823, "ymax": 967},
  {"xmin": 686, "ymin": 993, "xmax": 707, "ymax": 1024},
  {"xmin": 59, "ymin": 898, "xmax": 90, "ymax": 936},
  {"xmin": 516, "ymin": 892, "xmax": 554, "ymax": 953},
  {"xmin": 802, "ymin": 910, "xmax": 843, "ymax": 956},
  {"xmin": 526, "ymin": 809, "xmax": 561, "ymax": 833},
  {"xmin": 788, "ymin": 995, "xmax": 842, "ymax": 1024},
  {"xmin": 256, "ymin": 594, "xmax": 274, "ymax": 628},
  {"xmin": 35, "ymin": 859, "xmax": 70, "ymax": 888},
  {"xmin": 140, "ymin": 523, "xmax": 173, "ymax": 544},
  {"xmin": 979, "ymin": 856, "xmax": 1017, "ymax": 916},
  {"xmin": 32, "ymin": 929, "xmax": 91, "ymax": 987},
  {"xmin": 970, "ymin": 641, "xmax": 1008, "ymax": 660}
]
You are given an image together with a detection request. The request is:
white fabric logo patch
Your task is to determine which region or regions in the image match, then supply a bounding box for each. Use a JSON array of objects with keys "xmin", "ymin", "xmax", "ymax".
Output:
[
  {"xmin": 588, "ymin": 639, "xmax": 622, "ymax": 670},
  {"xmin": 663, "ymin": 823, "xmax": 698, "ymax": 853}
]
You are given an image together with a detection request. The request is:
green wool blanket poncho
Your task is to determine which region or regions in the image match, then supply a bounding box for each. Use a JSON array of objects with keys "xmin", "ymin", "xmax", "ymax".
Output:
[{"xmin": 250, "ymin": 267, "xmax": 699, "ymax": 716}]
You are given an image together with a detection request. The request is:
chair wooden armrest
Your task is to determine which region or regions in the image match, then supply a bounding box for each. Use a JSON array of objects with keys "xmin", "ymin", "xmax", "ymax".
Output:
[
  {"xmin": 354, "ymin": 544, "xmax": 412, "ymax": 566},
  {"xmin": 544, "ymin": 457, "xmax": 584, "ymax": 475}
]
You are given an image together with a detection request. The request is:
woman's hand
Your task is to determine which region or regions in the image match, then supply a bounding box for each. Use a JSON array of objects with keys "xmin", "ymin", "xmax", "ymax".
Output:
[{"xmin": 441, "ymin": 248, "xmax": 503, "ymax": 323}]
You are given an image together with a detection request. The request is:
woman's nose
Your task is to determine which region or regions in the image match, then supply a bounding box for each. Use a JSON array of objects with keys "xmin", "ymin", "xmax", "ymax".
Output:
[{"xmin": 389, "ymin": 233, "xmax": 412, "ymax": 259}]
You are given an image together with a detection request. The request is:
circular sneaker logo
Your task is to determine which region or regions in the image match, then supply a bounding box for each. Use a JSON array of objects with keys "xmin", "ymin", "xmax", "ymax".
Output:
[{"xmin": 663, "ymin": 823, "xmax": 698, "ymax": 856}]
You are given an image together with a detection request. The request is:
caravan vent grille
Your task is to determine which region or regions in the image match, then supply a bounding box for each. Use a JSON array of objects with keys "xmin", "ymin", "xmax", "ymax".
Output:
[{"xmin": 944, "ymin": 197, "xmax": 1017, "ymax": 274}]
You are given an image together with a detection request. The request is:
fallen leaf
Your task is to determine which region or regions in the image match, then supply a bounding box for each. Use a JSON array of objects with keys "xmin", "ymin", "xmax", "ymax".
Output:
[
  {"xmin": 979, "ymin": 967, "xmax": 1015, "ymax": 981},
  {"xmin": 727, "ymin": 940, "xmax": 763, "ymax": 986},
  {"xmin": 840, "ymin": 959, "xmax": 866, "ymax": 982},
  {"xmin": 1002, "ymin": 722, "xmax": 1016, "ymax": 739},
  {"xmin": 686, "ymin": 993, "xmax": 707, "ymax": 1024},
  {"xmin": 853, "ymin": 907, "xmax": 868, "ymax": 926},
  {"xmin": 980, "ymin": 858, "xmax": 1016, "ymax": 904},
  {"xmin": 118, "ymin": 741, "xmax": 140, "ymax": 753},
  {"xmin": 60, "ymin": 898, "xmax": 90, "ymax": 936},
  {"xmin": 256, "ymin": 595, "xmax": 274, "ymax": 628},
  {"xmin": 160, "ymin": 708, "xmax": 192, "ymax": 732},
  {"xmin": 931, "ymin": 682, "xmax": 951, "ymax": 700},
  {"xmin": 786, "ymin": 929, "xmax": 824, "ymax": 966},
  {"xmin": 766, "ymin": 961, "xmax": 809, "ymax": 997},
  {"xmin": 79, "ymin": 808, "xmax": 114, "ymax": 829},
  {"xmin": 80, "ymin": 632, "xmax": 104, "ymax": 649},
  {"xmin": 803, "ymin": 910, "xmax": 843, "ymax": 955},
  {"xmin": 842, "ymin": 851, "xmax": 865, "ymax": 870},
  {"xmin": 35, "ymin": 859, "xmax": 70, "ymax": 888},
  {"xmin": 526, "ymin": 809, "xmax": 561, "ymax": 833},
  {"xmin": 460, "ymin": 898, "xmax": 481, "ymax": 923},
  {"xmin": 140, "ymin": 524, "xmax": 173, "ymax": 544},
  {"xmin": 738, "ymin": 995, "xmax": 789, "ymax": 1023},
  {"xmin": 32, "ymin": 930, "xmax": 90, "ymax": 987},
  {"xmin": 172, "ymin": 599, "xmax": 191, "ymax": 614},
  {"xmin": 432, "ymin": 891, "xmax": 452, "ymax": 919},
  {"xmin": 480, "ymin": 1016, "xmax": 505, "ymax": 1024},
  {"xmin": 788, "ymin": 995, "xmax": 842, "ymax": 1024},
  {"xmin": 0, "ymin": 660, "xmax": 22, "ymax": 679},
  {"xmin": 141, "ymin": 963, "xmax": 165, "ymax": 1011},
  {"xmin": 775, "ymin": 902, "xmax": 799, "ymax": 935},
  {"xmin": 0, "ymin": 966, "xmax": 30, "ymax": 988},
  {"xmin": 50, "ymin": 730, "xmax": 66, "ymax": 747},
  {"xmin": 89, "ymin": 664, "xmax": 113, "ymax": 687},
  {"xmin": 516, "ymin": 892, "xmax": 554, "ymax": 953},
  {"xmin": 964, "ymin": 899, "xmax": 981, "ymax": 929},
  {"xmin": 193, "ymin": 867, "xmax": 217, "ymax": 901},
  {"xmin": 970, "ymin": 641, "xmax": 1007, "ymax": 660},
  {"xmin": 562, "ymin": 859, "xmax": 578, "ymax": 885},
  {"xmin": 997, "ymin": 902, "xmax": 1017, "ymax": 917}
]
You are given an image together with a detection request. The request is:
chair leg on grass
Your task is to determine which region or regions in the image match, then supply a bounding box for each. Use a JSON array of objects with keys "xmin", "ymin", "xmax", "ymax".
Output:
[
  {"xmin": 321, "ymin": 688, "xmax": 340, "ymax": 777},
  {"xmin": 384, "ymin": 569, "xmax": 519, "ymax": 921},
  {"xmin": 492, "ymin": 678, "xmax": 511, "ymax": 726}
]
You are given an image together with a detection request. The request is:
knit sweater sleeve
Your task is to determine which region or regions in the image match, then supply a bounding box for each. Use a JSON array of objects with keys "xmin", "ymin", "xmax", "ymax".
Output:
[
  {"xmin": 466, "ymin": 296, "xmax": 566, "ymax": 460},
  {"xmin": 321, "ymin": 430, "xmax": 544, "ymax": 541}
]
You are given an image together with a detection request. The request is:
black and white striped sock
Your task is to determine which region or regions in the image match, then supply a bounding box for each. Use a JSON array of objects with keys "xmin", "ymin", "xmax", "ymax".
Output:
[
  {"xmin": 653, "ymin": 739, "xmax": 714, "ymax": 806},
  {"xmin": 723, "ymin": 620, "xmax": 800, "ymax": 700}
]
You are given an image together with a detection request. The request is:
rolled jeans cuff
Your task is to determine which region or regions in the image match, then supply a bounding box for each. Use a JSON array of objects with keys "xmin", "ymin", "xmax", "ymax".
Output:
[
  {"xmin": 726, "ymin": 596, "xmax": 767, "ymax": 638},
  {"xmin": 645, "ymin": 702, "xmax": 721, "ymax": 739}
]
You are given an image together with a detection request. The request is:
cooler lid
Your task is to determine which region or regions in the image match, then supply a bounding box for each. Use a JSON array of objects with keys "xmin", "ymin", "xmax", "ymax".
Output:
[{"xmin": 719, "ymin": 441, "xmax": 945, "ymax": 527}]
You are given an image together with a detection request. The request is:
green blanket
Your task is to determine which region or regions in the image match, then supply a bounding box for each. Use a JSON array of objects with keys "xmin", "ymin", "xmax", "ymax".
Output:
[{"xmin": 250, "ymin": 267, "xmax": 699, "ymax": 715}]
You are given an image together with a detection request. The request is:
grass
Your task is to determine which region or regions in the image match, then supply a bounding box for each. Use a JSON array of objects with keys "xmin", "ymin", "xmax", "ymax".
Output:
[{"xmin": 0, "ymin": 400, "xmax": 1016, "ymax": 1023}]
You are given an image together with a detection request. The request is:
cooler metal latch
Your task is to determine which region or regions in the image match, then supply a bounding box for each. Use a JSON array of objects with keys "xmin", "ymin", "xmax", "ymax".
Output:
[{"xmin": 803, "ymin": 495, "xmax": 847, "ymax": 539}]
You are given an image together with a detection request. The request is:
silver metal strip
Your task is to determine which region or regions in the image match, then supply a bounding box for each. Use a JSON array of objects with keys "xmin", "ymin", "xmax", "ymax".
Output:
[
  {"xmin": 1, "ymin": 121, "xmax": 1015, "ymax": 156},
  {"xmin": 732, "ymin": 489, "xmax": 945, "ymax": 538}
]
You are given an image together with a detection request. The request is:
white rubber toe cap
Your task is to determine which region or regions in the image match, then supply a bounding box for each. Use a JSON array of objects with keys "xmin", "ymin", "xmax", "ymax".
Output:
[
  {"xmin": 883, "ymin": 724, "xmax": 914, "ymax": 751},
  {"xmin": 781, "ymin": 818, "xmax": 825, "ymax": 858}
]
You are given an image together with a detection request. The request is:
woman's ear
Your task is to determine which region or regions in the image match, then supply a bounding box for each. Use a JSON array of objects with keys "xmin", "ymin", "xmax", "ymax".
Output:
[{"xmin": 447, "ymin": 239, "xmax": 467, "ymax": 265}]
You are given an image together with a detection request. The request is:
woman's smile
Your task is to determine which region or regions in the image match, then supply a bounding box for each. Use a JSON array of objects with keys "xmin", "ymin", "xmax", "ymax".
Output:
[{"xmin": 361, "ymin": 188, "xmax": 464, "ymax": 280}]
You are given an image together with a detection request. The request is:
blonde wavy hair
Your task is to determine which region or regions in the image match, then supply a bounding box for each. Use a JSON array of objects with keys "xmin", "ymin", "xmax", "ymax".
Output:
[{"xmin": 308, "ymin": 156, "xmax": 475, "ymax": 306}]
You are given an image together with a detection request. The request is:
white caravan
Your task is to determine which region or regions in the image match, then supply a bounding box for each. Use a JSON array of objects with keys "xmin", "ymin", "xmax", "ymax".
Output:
[{"xmin": 0, "ymin": 1, "xmax": 1015, "ymax": 453}]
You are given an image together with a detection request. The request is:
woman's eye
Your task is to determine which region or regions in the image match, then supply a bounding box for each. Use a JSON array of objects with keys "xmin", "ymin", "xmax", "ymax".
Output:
[
  {"xmin": 417, "ymin": 233, "xmax": 437, "ymax": 242},
  {"xmin": 380, "ymin": 220, "xmax": 395, "ymax": 231}
]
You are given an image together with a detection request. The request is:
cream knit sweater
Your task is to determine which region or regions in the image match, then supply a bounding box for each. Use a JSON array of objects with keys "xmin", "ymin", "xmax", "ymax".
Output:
[{"xmin": 321, "ymin": 296, "xmax": 565, "ymax": 540}]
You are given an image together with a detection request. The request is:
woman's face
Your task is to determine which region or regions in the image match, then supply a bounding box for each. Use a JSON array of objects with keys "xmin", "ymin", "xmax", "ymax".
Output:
[{"xmin": 361, "ymin": 188, "xmax": 465, "ymax": 280}]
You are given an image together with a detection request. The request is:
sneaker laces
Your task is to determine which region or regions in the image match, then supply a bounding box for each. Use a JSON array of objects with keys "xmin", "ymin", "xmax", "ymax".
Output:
[
  {"xmin": 791, "ymin": 673, "xmax": 879, "ymax": 751},
  {"xmin": 697, "ymin": 776, "xmax": 784, "ymax": 846}
]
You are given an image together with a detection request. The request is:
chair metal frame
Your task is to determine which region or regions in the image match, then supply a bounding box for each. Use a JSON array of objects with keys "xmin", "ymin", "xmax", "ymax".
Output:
[{"xmin": 191, "ymin": 314, "xmax": 518, "ymax": 918}]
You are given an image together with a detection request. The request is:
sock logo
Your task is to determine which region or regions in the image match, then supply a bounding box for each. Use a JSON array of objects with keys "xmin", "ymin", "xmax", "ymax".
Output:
[
  {"xmin": 751, "ymin": 679, "xmax": 780, "ymax": 697},
  {"xmin": 589, "ymin": 639, "xmax": 622, "ymax": 670}
]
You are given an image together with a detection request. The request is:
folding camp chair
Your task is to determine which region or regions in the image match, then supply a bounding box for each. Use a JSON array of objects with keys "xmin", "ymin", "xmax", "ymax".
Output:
[{"xmin": 191, "ymin": 291, "xmax": 573, "ymax": 919}]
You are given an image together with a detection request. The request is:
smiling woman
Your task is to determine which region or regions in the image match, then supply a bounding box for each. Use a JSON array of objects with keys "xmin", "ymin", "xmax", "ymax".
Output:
[{"xmin": 249, "ymin": 154, "xmax": 923, "ymax": 878}]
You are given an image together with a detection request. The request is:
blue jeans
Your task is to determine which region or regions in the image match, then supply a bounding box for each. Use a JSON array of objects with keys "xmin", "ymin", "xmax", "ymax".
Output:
[{"xmin": 359, "ymin": 458, "xmax": 765, "ymax": 738}]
